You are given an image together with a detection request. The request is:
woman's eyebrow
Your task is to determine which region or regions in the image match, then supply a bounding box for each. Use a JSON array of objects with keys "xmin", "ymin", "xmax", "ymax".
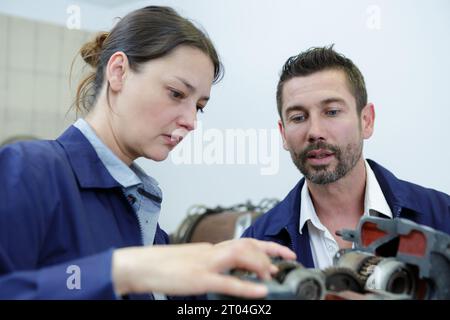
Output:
[{"xmin": 174, "ymin": 76, "xmax": 210, "ymax": 101}]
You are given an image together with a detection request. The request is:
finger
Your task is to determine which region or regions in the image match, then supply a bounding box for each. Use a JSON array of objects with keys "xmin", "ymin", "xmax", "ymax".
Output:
[
  {"xmin": 270, "ymin": 264, "xmax": 279, "ymax": 275},
  {"xmin": 248, "ymin": 239, "xmax": 297, "ymax": 260},
  {"xmin": 229, "ymin": 248, "xmax": 273, "ymax": 281},
  {"xmin": 206, "ymin": 274, "xmax": 268, "ymax": 299}
]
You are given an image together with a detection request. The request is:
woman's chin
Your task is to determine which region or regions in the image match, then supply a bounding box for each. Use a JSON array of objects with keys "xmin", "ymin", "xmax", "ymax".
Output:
[{"xmin": 145, "ymin": 150, "xmax": 170, "ymax": 162}]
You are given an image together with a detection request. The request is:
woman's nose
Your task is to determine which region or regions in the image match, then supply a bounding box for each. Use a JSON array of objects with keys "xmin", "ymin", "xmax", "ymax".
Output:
[{"xmin": 177, "ymin": 104, "xmax": 197, "ymax": 131}]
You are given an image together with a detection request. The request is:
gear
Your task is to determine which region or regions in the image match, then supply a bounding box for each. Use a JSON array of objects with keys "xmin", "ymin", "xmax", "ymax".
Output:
[
  {"xmin": 323, "ymin": 267, "xmax": 365, "ymax": 293},
  {"xmin": 358, "ymin": 255, "xmax": 383, "ymax": 283},
  {"xmin": 272, "ymin": 259, "xmax": 303, "ymax": 283}
]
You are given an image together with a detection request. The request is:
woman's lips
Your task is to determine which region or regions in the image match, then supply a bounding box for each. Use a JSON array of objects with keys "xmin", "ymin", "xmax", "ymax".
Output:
[{"xmin": 162, "ymin": 134, "xmax": 182, "ymax": 147}]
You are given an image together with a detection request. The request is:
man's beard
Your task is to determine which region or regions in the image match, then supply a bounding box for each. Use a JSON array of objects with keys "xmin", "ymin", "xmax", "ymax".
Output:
[{"xmin": 290, "ymin": 140, "xmax": 362, "ymax": 185}]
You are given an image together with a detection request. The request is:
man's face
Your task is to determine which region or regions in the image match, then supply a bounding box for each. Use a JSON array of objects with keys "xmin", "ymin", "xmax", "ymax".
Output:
[{"xmin": 278, "ymin": 69, "xmax": 374, "ymax": 184}]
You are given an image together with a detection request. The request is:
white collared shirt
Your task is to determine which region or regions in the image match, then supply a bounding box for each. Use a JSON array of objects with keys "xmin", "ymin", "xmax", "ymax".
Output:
[{"xmin": 299, "ymin": 160, "xmax": 392, "ymax": 269}]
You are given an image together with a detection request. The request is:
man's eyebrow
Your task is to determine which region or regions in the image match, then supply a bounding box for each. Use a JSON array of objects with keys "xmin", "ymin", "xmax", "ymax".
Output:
[
  {"xmin": 174, "ymin": 76, "xmax": 209, "ymax": 101},
  {"xmin": 284, "ymin": 98, "xmax": 347, "ymax": 117},
  {"xmin": 320, "ymin": 97, "xmax": 346, "ymax": 106},
  {"xmin": 284, "ymin": 105, "xmax": 307, "ymax": 116}
]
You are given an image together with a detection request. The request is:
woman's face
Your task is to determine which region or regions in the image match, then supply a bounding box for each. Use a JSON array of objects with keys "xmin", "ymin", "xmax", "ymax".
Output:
[{"xmin": 108, "ymin": 45, "xmax": 215, "ymax": 163}]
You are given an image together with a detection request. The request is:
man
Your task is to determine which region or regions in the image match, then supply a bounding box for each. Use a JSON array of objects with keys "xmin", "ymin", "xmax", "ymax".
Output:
[{"xmin": 242, "ymin": 45, "xmax": 450, "ymax": 269}]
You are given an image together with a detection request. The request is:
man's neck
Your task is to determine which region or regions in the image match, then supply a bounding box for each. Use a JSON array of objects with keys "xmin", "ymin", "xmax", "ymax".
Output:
[
  {"xmin": 307, "ymin": 158, "xmax": 367, "ymax": 230},
  {"xmin": 308, "ymin": 158, "xmax": 366, "ymax": 210}
]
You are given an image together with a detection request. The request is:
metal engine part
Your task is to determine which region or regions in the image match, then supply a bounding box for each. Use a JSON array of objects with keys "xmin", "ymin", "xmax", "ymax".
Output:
[
  {"xmin": 282, "ymin": 267, "xmax": 325, "ymax": 300},
  {"xmin": 333, "ymin": 250, "xmax": 416, "ymax": 296},
  {"xmin": 364, "ymin": 258, "xmax": 416, "ymax": 295},
  {"xmin": 209, "ymin": 216, "xmax": 449, "ymax": 300},
  {"xmin": 337, "ymin": 216, "xmax": 450, "ymax": 299},
  {"xmin": 323, "ymin": 267, "xmax": 365, "ymax": 293},
  {"xmin": 208, "ymin": 259, "xmax": 326, "ymax": 300}
]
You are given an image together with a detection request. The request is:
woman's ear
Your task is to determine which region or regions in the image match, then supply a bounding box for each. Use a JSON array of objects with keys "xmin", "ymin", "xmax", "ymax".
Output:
[{"xmin": 105, "ymin": 52, "xmax": 129, "ymax": 92}]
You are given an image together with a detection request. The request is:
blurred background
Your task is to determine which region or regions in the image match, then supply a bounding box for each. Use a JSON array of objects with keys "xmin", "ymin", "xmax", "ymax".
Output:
[{"xmin": 0, "ymin": 0, "xmax": 449, "ymax": 234}]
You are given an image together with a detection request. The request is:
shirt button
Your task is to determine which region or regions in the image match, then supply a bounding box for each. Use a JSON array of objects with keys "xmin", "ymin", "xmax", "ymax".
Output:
[
  {"xmin": 326, "ymin": 242, "xmax": 336, "ymax": 251},
  {"xmin": 127, "ymin": 194, "xmax": 136, "ymax": 204}
]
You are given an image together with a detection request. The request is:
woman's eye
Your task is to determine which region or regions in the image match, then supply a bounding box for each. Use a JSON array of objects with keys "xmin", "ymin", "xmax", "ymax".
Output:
[
  {"xmin": 170, "ymin": 89, "xmax": 185, "ymax": 99},
  {"xmin": 197, "ymin": 106, "xmax": 205, "ymax": 114}
]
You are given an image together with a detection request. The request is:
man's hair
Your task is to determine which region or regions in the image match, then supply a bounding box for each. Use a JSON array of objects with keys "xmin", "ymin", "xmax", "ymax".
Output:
[{"xmin": 276, "ymin": 45, "xmax": 367, "ymax": 119}]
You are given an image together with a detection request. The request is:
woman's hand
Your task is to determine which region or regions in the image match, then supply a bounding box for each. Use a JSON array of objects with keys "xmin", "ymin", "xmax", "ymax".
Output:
[{"xmin": 112, "ymin": 238, "xmax": 296, "ymax": 298}]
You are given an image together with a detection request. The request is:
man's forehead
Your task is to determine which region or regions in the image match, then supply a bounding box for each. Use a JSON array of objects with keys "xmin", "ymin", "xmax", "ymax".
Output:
[
  {"xmin": 284, "ymin": 69, "xmax": 349, "ymax": 95},
  {"xmin": 282, "ymin": 70, "xmax": 354, "ymax": 107}
]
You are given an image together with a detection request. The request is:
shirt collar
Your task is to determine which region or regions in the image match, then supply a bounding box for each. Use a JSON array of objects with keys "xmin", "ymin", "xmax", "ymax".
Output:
[
  {"xmin": 299, "ymin": 158, "xmax": 392, "ymax": 234},
  {"xmin": 363, "ymin": 159, "xmax": 392, "ymax": 218},
  {"xmin": 299, "ymin": 180, "xmax": 324, "ymax": 234},
  {"xmin": 73, "ymin": 118, "xmax": 144, "ymax": 188}
]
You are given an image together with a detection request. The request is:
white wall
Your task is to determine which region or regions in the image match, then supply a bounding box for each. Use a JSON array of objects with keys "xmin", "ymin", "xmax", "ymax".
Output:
[
  {"xmin": 1, "ymin": 0, "xmax": 449, "ymax": 233},
  {"xmin": 0, "ymin": 0, "xmax": 111, "ymax": 31}
]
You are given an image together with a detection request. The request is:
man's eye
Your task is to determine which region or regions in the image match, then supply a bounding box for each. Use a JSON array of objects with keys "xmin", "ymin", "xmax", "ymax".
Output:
[
  {"xmin": 326, "ymin": 110, "xmax": 340, "ymax": 116},
  {"xmin": 290, "ymin": 115, "xmax": 305, "ymax": 122}
]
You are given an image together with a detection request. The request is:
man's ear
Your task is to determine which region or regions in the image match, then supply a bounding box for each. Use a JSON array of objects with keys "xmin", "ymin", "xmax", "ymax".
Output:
[
  {"xmin": 278, "ymin": 119, "xmax": 289, "ymax": 150},
  {"xmin": 105, "ymin": 51, "xmax": 129, "ymax": 92},
  {"xmin": 361, "ymin": 103, "xmax": 375, "ymax": 139}
]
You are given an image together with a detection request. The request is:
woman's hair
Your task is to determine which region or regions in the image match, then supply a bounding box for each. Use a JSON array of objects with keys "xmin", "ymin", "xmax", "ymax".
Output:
[{"xmin": 73, "ymin": 6, "xmax": 223, "ymax": 114}]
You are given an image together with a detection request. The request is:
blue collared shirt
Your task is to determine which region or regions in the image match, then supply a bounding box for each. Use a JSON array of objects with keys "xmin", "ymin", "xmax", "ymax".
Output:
[
  {"xmin": 73, "ymin": 119, "xmax": 166, "ymax": 300},
  {"xmin": 73, "ymin": 119, "xmax": 162, "ymax": 248},
  {"xmin": 0, "ymin": 125, "xmax": 172, "ymax": 299}
]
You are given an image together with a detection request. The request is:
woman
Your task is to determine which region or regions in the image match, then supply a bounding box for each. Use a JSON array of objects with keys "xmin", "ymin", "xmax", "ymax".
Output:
[{"xmin": 0, "ymin": 6, "xmax": 295, "ymax": 299}]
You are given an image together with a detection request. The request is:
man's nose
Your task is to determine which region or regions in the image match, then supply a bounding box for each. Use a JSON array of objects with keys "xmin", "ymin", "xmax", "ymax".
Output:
[{"xmin": 306, "ymin": 117, "xmax": 326, "ymax": 143}]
